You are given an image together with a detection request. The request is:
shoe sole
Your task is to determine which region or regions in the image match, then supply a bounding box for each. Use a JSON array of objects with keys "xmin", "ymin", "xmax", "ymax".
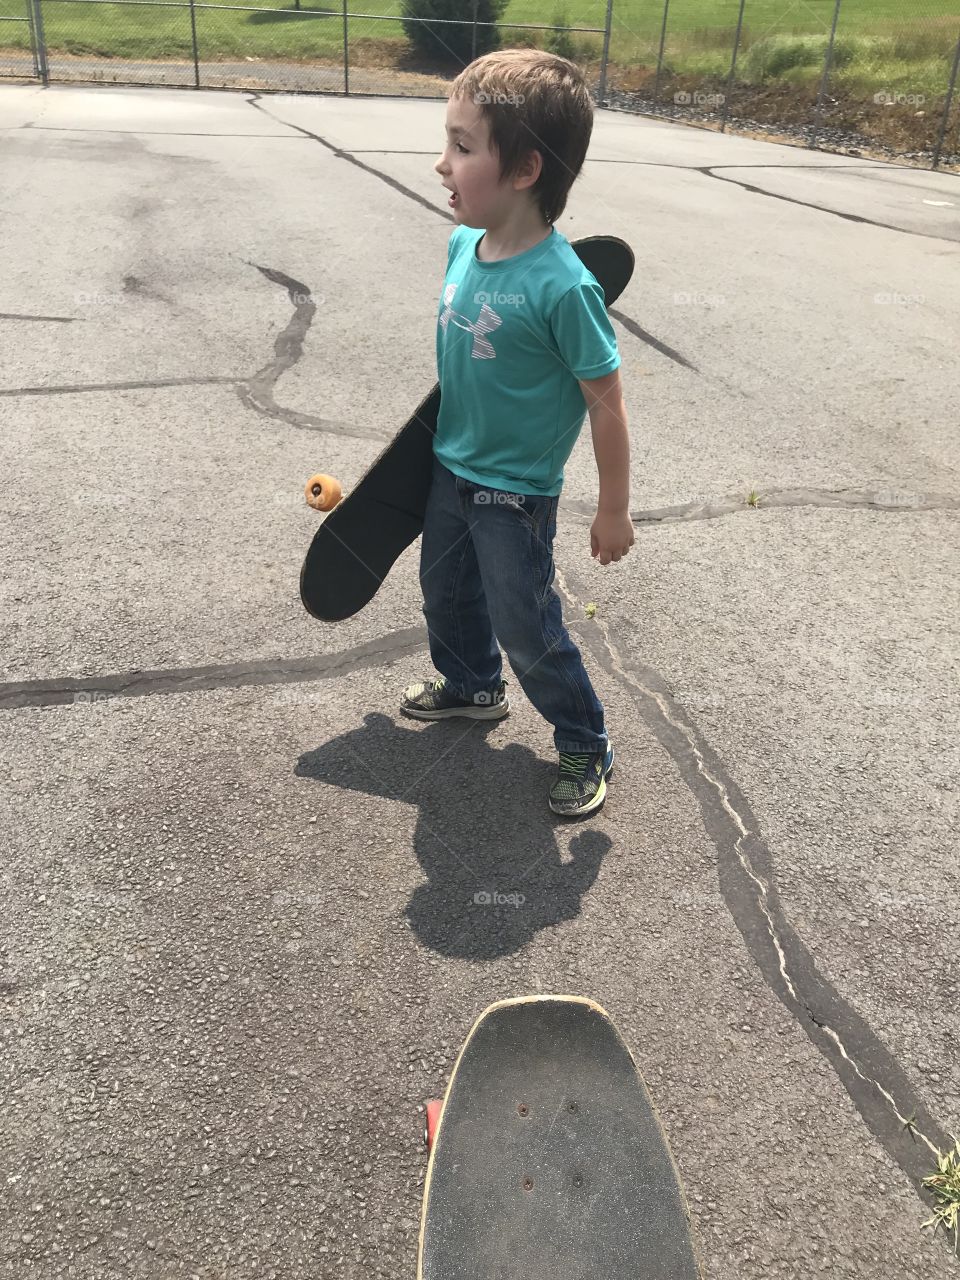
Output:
[
  {"xmin": 400, "ymin": 698, "xmax": 511, "ymax": 722},
  {"xmin": 549, "ymin": 748, "xmax": 615, "ymax": 818}
]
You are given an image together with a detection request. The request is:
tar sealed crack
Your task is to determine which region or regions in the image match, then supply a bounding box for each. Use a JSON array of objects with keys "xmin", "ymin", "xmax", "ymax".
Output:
[
  {"xmin": 560, "ymin": 485, "xmax": 958, "ymax": 526},
  {"xmin": 238, "ymin": 262, "xmax": 382, "ymax": 440},
  {"xmin": 559, "ymin": 564, "xmax": 954, "ymax": 1227}
]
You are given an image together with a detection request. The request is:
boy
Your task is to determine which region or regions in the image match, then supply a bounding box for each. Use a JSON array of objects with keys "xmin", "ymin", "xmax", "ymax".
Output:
[{"xmin": 400, "ymin": 49, "xmax": 634, "ymax": 818}]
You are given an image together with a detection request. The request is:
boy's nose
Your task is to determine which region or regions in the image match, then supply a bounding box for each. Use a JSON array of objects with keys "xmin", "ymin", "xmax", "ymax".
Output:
[{"xmin": 434, "ymin": 155, "xmax": 449, "ymax": 176}]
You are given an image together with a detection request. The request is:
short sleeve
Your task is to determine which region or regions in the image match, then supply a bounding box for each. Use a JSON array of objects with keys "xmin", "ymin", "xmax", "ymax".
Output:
[
  {"xmin": 549, "ymin": 281, "xmax": 621, "ymax": 381},
  {"xmin": 446, "ymin": 225, "xmax": 466, "ymax": 268}
]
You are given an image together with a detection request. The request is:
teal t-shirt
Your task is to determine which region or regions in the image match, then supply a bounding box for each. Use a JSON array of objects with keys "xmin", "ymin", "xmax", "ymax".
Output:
[{"xmin": 434, "ymin": 225, "xmax": 621, "ymax": 497}]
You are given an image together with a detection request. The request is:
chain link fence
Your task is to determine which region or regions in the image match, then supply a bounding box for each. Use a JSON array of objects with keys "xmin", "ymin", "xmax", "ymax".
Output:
[
  {"xmin": 0, "ymin": 0, "xmax": 42, "ymax": 80},
  {"xmin": 600, "ymin": 0, "xmax": 960, "ymax": 168},
  {"xmin": 1, "ymin": 0, "xmax": 609, "ymax": 97},
  {"xmin": 2, "ymin": 0, "xmax": 958, "ymax": 167}
]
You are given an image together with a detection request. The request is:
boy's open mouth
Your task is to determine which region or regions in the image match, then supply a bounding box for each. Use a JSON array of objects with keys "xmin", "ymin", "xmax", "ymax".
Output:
[{"xmin": 447, "ymin": 189, "xmax": 459, "ymax": 209}]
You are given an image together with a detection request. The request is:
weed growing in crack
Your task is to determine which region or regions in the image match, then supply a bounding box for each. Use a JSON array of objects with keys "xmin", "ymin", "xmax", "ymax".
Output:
[{"xmin": 921, "ymin": 1135, "xmax": 960, "ymax": 1255}]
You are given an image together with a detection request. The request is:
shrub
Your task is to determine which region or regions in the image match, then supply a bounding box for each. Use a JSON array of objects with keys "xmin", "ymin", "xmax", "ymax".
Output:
[{"xmin": 401, "ymin": 0, "xmax": 509, "ymax": 66}]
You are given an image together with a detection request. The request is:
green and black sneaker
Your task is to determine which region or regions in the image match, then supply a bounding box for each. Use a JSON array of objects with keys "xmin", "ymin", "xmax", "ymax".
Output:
[
  {"xmin": 549, "ymin": 743, "xmax": 615, "ymax": 817},
  {"xmin": 400, "ymin": 677, "xmax": 509, "ymax": 721}
]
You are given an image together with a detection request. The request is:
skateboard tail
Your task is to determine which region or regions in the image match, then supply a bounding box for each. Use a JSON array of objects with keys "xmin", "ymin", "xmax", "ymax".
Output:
[{"xmin": 418, "ymin": 995, "xmax": 703, "ymax": 1280}]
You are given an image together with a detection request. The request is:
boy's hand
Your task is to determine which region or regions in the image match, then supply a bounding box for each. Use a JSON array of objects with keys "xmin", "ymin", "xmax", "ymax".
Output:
[{"xmin": 590, "ymin": 508, "xmax": 635, "ymax": 565}]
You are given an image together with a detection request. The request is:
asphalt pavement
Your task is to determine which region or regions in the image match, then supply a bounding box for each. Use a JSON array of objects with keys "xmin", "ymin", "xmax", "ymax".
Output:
[{"xmin": 1, "ymin": 82, "xmax": 959, "ymax": 1279}]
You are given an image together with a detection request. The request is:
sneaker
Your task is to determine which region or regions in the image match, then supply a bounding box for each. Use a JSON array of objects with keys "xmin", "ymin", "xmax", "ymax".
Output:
[
  {"xmin": 400, "ymin": 677, "xmax": 509, "ymax": 721},
  {"xmin": 549, "ymin": 743, "xmax": 615, "ymax": 817}
]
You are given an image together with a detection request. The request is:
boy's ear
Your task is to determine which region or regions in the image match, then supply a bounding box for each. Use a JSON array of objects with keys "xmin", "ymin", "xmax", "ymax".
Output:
[{"xmin": 512, "ymin": 148, "xmax": 543, "ymax": 191}]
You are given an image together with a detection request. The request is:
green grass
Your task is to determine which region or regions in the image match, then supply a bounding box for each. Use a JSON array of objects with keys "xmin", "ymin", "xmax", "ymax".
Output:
[{"xmin": 1, "ymin": 0, "xmax": 958, "ymax": 98}]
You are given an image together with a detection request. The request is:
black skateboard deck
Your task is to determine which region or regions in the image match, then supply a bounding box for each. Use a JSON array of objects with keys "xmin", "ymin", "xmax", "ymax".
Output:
[
  {"xmin": 299, "ymin": 235, "xmax": 634, "ymax": 622},
  {"xmin": 419, "ymin": 996, "xmax": 702, "ymax": 1280}
]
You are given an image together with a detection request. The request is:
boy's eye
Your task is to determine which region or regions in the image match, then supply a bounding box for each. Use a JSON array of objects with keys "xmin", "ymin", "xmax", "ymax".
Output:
[{"xmin": 456, "ymin": 143, "xmax": 469, "ymax": 154}]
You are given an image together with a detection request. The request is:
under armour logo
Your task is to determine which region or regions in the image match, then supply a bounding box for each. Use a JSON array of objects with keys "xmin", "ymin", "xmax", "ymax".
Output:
[{"xmin": 439, "ymin": 283, "xmax": 502, "ymax": 360}]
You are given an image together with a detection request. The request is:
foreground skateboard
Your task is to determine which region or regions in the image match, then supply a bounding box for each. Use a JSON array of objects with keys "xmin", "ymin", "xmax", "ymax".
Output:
[
  {"xmin": 300, "ymin": 235, "xmax": 634, "ymax": 622},
  {"xmin": 419, "ymin": 995, "xmax": 702, "ymax": 1279}
]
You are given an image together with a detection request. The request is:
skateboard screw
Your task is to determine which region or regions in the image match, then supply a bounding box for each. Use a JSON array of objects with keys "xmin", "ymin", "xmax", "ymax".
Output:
[
  {"xmin": 517, "ymin": 1103, "xmax": 529, "ymax": 1117},
  {"xmin": 568, "ymin": 1102, "xmax": 579, "ymax": 1113},
  {"xmin": 522, "ymin": 1177, "xmax": 534, "ymax": 1192}
]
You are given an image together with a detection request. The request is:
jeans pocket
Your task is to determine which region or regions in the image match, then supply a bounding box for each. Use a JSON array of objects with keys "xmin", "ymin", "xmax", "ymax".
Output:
[{"xmin": 515, "ymin": 493, "xmax": 556, "ymax": 535}]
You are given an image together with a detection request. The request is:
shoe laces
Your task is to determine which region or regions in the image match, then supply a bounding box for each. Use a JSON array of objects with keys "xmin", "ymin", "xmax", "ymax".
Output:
[{"xmin": 558, "ymin": 751, "xmax": 591, "ymax": 777}]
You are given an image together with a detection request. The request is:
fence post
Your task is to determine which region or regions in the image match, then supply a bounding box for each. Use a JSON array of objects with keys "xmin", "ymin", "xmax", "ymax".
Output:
[
  {"xmin": 597, "ymin": 0, "xmax": 613, "ymax": 106},
  {"xmin": 471, "ymin": 0, "xmax": 478, "ymax": 62},
  {"xmin": 188, "ymin": 0, "xmax": 200, "ymax": 88},
  {"xmin": 29, "ymin": 0, "xmax": 48, "ymax": 85},
  {"xmin": 25, "ymin": 0, "xmax": 40, "ymax": 78},
  {"xmin": 343, "ymin": 0, "xmax": 349, "ymax": 95},
  {"xmin": 653, "ymin": 0, "xmax": 669, "ymax": 105},
  {"xmin": 716, "ymin": 0, "xmax": 747, "ymax": 131},
  {"xmin": 932, "ymin": 28, "xmax": 960, "ymax": 170},
  {"xmin": 812, "ymin": 0, "xmax": 842, "ymax": 147}
]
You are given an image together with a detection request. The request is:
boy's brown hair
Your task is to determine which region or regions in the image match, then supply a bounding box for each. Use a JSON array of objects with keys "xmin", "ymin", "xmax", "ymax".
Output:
[{"xmin": 450, "ymin": 49, "xmax": 594, "ymax": 225}]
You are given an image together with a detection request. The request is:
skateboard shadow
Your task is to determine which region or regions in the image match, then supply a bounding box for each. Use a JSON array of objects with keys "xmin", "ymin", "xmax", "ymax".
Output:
[{"xmin": 294, "ymin": 713, "xmax": 612, "ymax": 960}]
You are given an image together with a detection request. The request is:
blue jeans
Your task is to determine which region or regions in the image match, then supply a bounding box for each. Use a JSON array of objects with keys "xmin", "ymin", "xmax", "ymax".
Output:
[{"xmin": 419, "ymin": 458, "xmax": 607, "ymax": 755}]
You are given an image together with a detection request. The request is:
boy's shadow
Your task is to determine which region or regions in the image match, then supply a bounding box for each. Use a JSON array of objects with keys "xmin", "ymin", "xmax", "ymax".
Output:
[{"xmin": 295, "ymin": 713, "xmax": 612, "ymax": 960}]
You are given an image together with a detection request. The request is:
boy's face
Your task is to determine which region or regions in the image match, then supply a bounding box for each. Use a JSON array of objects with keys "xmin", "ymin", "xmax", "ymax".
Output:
[{"xmin": 435, "ymin": 95, "xmax": 513, "ymax": 228}]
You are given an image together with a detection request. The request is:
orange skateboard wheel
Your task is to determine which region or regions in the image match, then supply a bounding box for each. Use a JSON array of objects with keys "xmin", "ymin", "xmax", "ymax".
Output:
[{"xmin": 304, "ymin": 473, "xmax": 343, "ymax": 512}]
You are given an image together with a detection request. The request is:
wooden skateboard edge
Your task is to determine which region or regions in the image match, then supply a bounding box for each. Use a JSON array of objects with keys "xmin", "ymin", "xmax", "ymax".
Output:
[{"xmin": 416, "ymin": 993, "xmax": 704, "ymax": 1280}]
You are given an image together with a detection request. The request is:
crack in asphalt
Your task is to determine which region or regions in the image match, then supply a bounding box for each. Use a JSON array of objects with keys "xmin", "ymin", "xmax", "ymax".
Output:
[
  {"xmin": 0, "ymin": 629, "xmax": 429, "ymax": 710},
  {"xmin": 0, "ymin": 312, "xmax": 76, "ymax": 323},
  {"xmin": 347, "ymin": 152, "xmax": 911, "ymax": 176},
  {"xmin": 562, "ymin": 567, "xmax": 953, "ymax": 1217},
  {"xmin": 608, "ymin": 308, "xmax": 698, "ymax": 370},
  {"xmin": 20, "ymin": 126, "xmax": 310, "ymax": 138},
  {"xmin": 0, "ymin": 375, "xmax": 238, "ymax": 397},
  {"xmin": 698, "ymin": 166, "xmax": 960, "ymax": 242},
  {"xmin": 238, "ymin": 262, "xmax": 384, "ymax": 441},
  {"xmin": 247, "ymin": 94, "xmax": 452, "ymax": 223},
  {"xmin": 561, "ymin": 486, "xmax": 960, "ymax": 526}
]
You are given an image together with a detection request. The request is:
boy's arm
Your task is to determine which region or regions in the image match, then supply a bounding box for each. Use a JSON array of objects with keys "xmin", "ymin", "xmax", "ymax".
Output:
[{"xmin": 579, "ymin": 368, "xmax": 635, "ymax": 566}]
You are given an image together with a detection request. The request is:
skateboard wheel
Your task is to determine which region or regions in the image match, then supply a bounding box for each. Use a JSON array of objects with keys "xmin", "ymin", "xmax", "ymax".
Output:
[
  {"xmin": 304, "ymin": 473, "xmax": 343, "ymax": 513},
  {"xmin": 424, "ymin": 1098, "xmax": 443, "ymax": 1151}
]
